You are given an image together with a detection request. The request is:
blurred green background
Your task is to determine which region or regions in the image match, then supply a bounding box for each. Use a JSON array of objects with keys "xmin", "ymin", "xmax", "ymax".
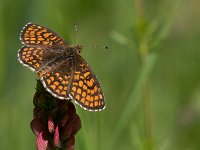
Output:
[{"xmin": 1, "ymin": 0, "xmax": 200, "ymax": 149}]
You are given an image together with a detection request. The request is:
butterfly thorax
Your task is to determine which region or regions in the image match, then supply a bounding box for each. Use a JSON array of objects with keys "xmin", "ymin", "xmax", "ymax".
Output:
[
  {"xmin": 60, "ymin": 45, "xmax": 82, "ymax": 59},
  {"xmin": 36, "ymin": 45, "xmax": 82, "ymax": 77}
]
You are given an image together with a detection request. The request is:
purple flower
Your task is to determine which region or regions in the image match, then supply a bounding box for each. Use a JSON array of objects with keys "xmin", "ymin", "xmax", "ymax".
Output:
[{"xmin": 30, "ymin": 80, "xmax": 81, "ymax": 150}]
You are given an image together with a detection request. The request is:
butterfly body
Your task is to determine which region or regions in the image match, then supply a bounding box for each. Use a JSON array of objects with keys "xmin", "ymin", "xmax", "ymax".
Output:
[
  {"xmin": 18, "ymin": 23, "xmax": 105, "ymax": 111},
  {"xmin": 35, "ymin": 45, "xmax": 82, "ymax": 76}
]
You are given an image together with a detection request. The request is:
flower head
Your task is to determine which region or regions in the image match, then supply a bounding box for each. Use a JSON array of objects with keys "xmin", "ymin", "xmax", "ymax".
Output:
[{"xmin": 30, "ymin": 80, "xmax": 81, "ymax": 150}]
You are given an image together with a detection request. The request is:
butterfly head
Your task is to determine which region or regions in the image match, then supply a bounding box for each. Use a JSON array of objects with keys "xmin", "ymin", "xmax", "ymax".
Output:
[{"xmin": 74, "ymin": 45, "xmax": 82, "ymax": 54}]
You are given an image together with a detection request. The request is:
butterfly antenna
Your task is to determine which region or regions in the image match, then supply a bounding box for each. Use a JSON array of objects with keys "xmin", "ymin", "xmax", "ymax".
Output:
[{"xmin": 74, "ymin": 22, "xmax": 78, "ymax": 44}]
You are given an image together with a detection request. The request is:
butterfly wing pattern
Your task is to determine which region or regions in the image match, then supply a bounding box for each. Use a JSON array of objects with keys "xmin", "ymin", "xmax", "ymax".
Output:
[
  {"xmin": 70, "ymin": 55, "xmax": 105, "ymax": 111},
  {"xmin": 18, "ymin": 22, "xmax": 105, "ymax": 111},
  {"xmin": 20, "ymin": 22, "xmax": 67, "ymax": 47}
]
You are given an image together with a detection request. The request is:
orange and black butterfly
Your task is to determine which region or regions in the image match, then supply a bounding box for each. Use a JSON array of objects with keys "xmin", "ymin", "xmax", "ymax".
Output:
[{"xmin": 18, "ymin": 22, "xmax": 105, "ymax": 111}]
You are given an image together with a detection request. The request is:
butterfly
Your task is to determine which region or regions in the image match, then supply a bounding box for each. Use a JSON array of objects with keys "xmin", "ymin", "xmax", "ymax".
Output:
[{"xmin": 18, "ymin": 22, "xmax": 105, "ymax": 111}]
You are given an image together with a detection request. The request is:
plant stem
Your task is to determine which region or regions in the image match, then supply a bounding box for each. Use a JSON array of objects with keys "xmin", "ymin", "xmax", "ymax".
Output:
[
  {"xmin": 134, "ymin": 0, "xmax": 144, "ymax": 17},
  {"xmin": 135, "ymin": 0, "xmax": 154, "ymax": 148},
  {"xmin": 144, "ymin": 81, "xmax": 153, "ymax": 140},
  {"xmin": 139, "ymin": 36, "xmax": 154, "ymax": 149}
]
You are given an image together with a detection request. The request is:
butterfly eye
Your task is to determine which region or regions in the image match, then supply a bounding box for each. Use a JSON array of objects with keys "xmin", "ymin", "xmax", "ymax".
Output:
[{"xmin": 74, "ymin": 45, "xmax": 82, "ymax": 53}]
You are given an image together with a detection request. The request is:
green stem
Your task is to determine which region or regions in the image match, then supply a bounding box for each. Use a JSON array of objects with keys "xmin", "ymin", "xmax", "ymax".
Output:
[
  {"xmin": 135, "ymin": 0, "xmax": 154, "ymax": 148},
  {"xmin": 134, "ymin": 0, "xmax": 144, "ymax": 17},
  {"xmin": 140, "ymin": 51, "xmax": 153, "ymax": 149},
  {"xmin": 144, "ymin": 81, "xmax": 153, "ymax": 141},
  {"xmin": 107, "ymin": 50, "xmax": 158, "ymax": 150}
]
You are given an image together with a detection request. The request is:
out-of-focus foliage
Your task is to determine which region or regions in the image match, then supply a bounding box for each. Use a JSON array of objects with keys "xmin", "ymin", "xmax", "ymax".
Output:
[{"xmin": 0, "ymin": 0, "xmax": 200, "ymax": 149}]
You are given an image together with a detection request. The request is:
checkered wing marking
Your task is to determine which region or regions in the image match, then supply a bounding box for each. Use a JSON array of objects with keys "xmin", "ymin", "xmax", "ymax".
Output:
[
  {"xmin": 20, "ymin": 22, "xmax": 68, "ymax": 48},
  {"xmin": 40, "ymin": 58, "xmax": 74, "ymax": 99},
  {"xmin": 70, "ymin": 55, "xmax": 105, "ymax": 111},
  {"xmin": 18, "ymin": 45, "xmax": 44, "ymax": 71}
]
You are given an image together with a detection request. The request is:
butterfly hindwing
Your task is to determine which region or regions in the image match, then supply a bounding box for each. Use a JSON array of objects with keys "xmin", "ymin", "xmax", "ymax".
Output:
[
  {"xmin": 18, "ymin": 45, "xmax": 44, "ymax": 71},
  {"xmin": 40, "ymin": 58, "xmax": 74, "ymax": 99},
  {"xmin": 40, "ymin": 54, "xmax": 105, "ymax": 111}
]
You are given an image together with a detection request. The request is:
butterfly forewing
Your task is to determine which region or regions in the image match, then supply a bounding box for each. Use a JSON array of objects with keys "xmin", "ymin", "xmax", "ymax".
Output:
[
  {"xmin": 20, "ymin": 22, "xmax": 67, "ymax": 48},
  {"xmin": 70, "ymin": 55, "xmax": 105, "ymax": 111}
]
